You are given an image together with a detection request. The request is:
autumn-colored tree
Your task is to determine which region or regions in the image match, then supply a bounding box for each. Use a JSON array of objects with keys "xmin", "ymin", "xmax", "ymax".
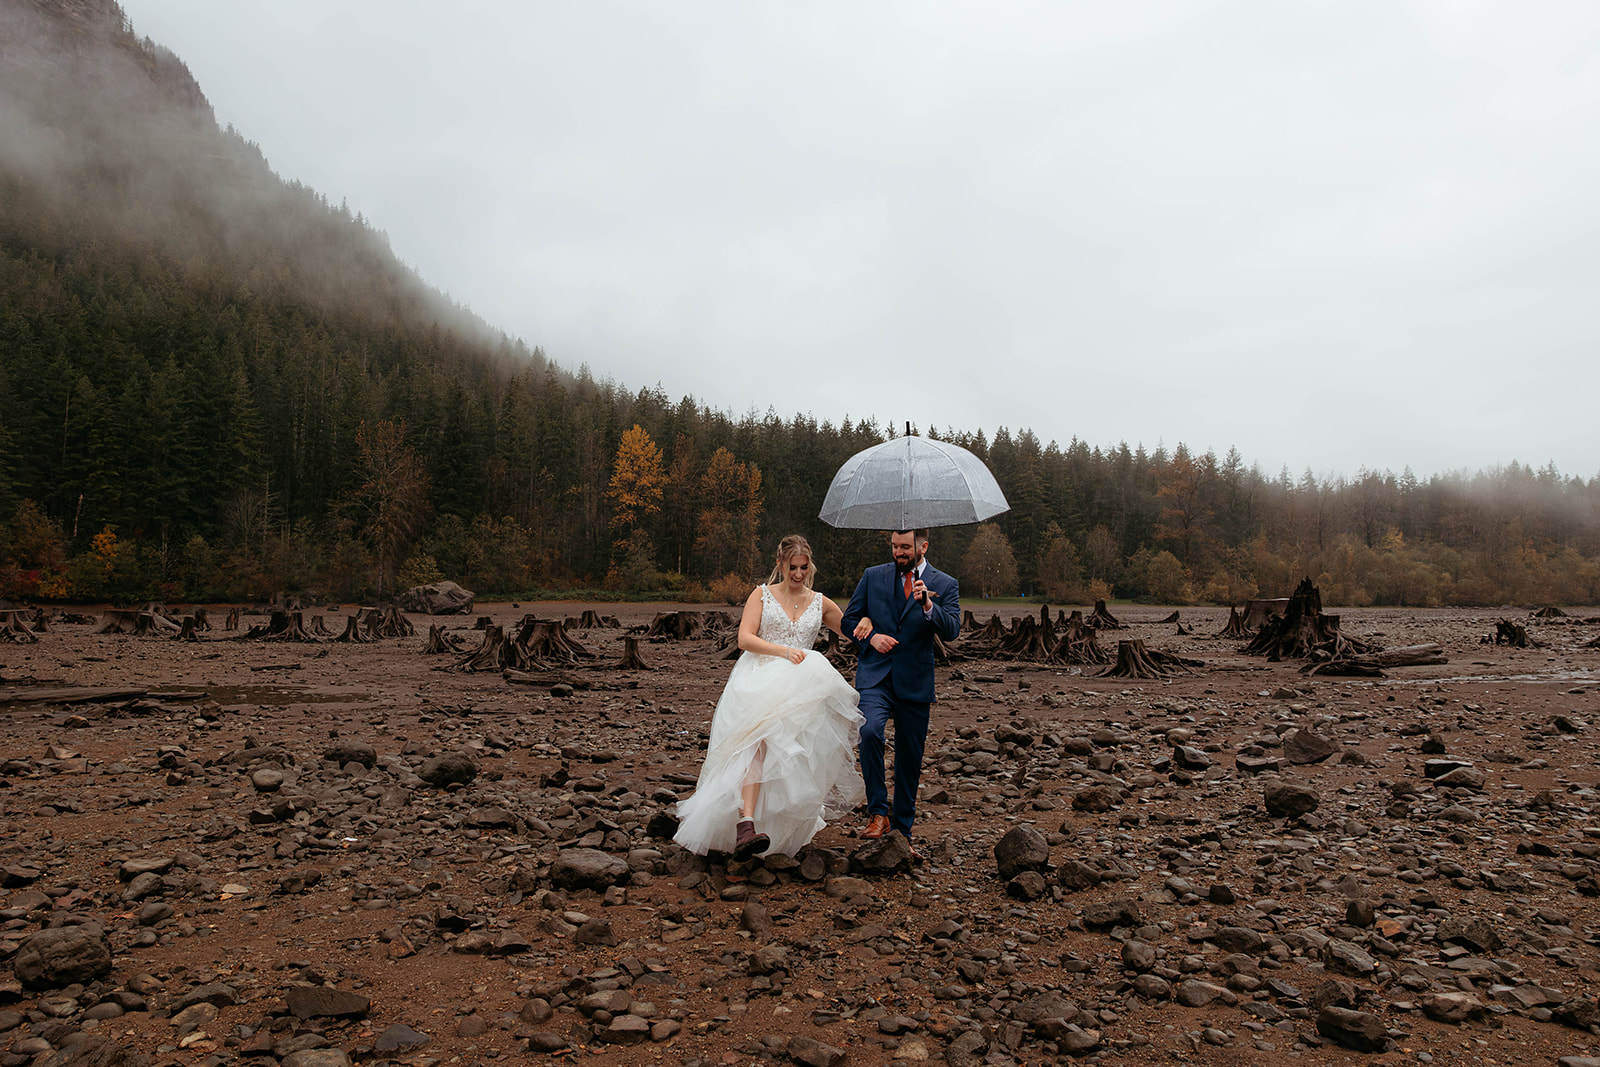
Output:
[
  {"xmin": 1154, "ymin": 445, "xmax": 1215, "ymax": 567},
  {"xmin": 695, "ymin": 448, "xmax": 764, "ymax": 579},
  {"xmin": 607, "ymin": 424, "xmax": 665, "ymax": 530},
  {"xmin": 347, "ymin": 419, "xmax": 430, "ymax": 596},
  {"xmin": 1035, "ymin": 522, "xmax": 1085, "ymax": 602},
  {"xmin": 962, "ymin": 523, "xmax": 1019, "ymax": 598}
]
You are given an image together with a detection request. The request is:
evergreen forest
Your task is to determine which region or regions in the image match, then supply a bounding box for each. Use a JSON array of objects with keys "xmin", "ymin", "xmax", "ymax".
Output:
[{"xmin": 1, "ymin": 0, "xmax": 1597, "ymax": 608}]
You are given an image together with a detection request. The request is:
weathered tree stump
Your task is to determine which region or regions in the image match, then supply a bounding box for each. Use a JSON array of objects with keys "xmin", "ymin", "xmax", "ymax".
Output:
[
  {"xmin": 616, "ymin": 635, "xmax": 653, "ymax": 670},
  {"xmin": 961, "ymin": 609, "xmax": 979, "ymax": 631},
  {"xmin": 0, "ymin": 610, "xmax": 39, "ymax": 643},
  {"xmin": 422, "ymin": 624, "xmax": 465, "ymax": 654},
  {"xmin": 1239, "ymin": 598, "xmax": 1290, "ymax": 629},
  {"xmin": 646, "ymin": 611, "xmax": 710, "ymax": 641},
  {"xmin": 225, "ymin": 607, "xmax": 241, "ymax": 631},
  {"xmin": 998, "ymin": 614, "xmax": 1054, "ymax": 661},
  {"xmin": 1097, "ymin": 639, "xmax": 1199, "ymax": 678},
  {"xmin": 817, "ymin": 629, "xmax": 856, "ymax": 669},
  {"xmin": 177, "ymin": 616, "xmax": 202, "ymax": 642},
  {"xmin": 1215, "ymin": 606, "xmax": 1249, "ymax": 639},
  {"xmin": 475, "ymin": 615, "xmax": 493, "ymax": 630},
  {"xmin": 132, "ymin": 610, "xmax": 180, "ymax": 637},
  {"xmin": 189, "ymin": 608, "xmax": 211, "ymax": 632},
  {"xmin": 578, "ymin": 610, "xmax": 608, "ymax": 629},
  {"xmin": 269, "ymin": 611, "xmax": 319, "ymax": 642},
  {"xmin": 1049, "ymin": 614, "xmax": 1110, "ymax": 665},
  {"xmin": 244, "ymin": 611, "xmax": 291, "ymax": 639},
  {"xmin": 452, "ymin": 625, "xmax": 508, "ymax": 671},
  {"xmin": 515, "ymin": 617, "xmax": 592, "ymax": 664},
  {"xmin": 1532, "ymin": 606, "xmax": 1568, "ymax": 618},
  {"xmin": 968, "ymin": 613, "xmax": 1007, "ymax": 643},
  {"xmin": 1099, "ymin": 639, "xmax": 1170, "ymax": 678},
  {"xmin": 1493, "ymin": 619, "xmax": 1533, "ymax": 647},
  {"xmin": 1241, "ymin": 578, "xmax": 1375, "ymax": 662},
  {"xmin": 335, "ymin": 615, "xmax": 371, "ymax": 643},
  {"xmin": 309, "ymin": 615, "xmax": 332, "ymax": 637},
  {"xmin": 1157, "ymin": 610, "xmax": 1180, "ymax": 624},
  {"xmin": 1089, "ymin": 600, "xmax": 1124, "ymax": 629}
]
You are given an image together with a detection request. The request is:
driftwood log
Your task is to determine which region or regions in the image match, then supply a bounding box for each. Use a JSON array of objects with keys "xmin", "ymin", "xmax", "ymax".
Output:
[
  {"xmin": 1303, "ymin": 643, "xmax": 1448, "ymax": 677},
  {"xmin": 1089, "ymin": 600, "xmax": 1124, "ymax": 629}
]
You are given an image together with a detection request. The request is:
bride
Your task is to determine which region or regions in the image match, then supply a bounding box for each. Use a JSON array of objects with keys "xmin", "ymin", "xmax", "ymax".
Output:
[{"xmin": 674, "ymin": 535, "xmax": 865, "ymax": 860}]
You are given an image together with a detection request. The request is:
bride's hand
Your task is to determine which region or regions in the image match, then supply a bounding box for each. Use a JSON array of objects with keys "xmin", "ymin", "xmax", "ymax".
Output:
[{"xmin": 787, "ymin": 648, "xmax": 805, "ymax": 665}]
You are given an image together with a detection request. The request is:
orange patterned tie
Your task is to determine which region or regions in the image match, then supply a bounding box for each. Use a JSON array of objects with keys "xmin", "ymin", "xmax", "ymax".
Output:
[{"xmin": 903, "ymin": 569, "xmax": 914, "ymax": 599}]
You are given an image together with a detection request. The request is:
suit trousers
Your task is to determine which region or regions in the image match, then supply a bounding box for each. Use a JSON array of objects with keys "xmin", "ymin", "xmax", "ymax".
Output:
[{"xmin": 857, "ymin": 685, "xmax": 930, "ymax": 837}]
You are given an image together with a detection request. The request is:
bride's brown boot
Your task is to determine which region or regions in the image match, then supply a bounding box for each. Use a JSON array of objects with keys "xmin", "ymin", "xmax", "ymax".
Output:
[{"xmin": 733, "ymin": 819, "xmax": 769, "ymax": 861}]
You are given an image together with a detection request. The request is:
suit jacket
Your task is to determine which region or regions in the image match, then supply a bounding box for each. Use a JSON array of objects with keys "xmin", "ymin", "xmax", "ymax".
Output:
[{"xmin": 843, "ymin": 562, "xmax": 960, "ymax": 704}]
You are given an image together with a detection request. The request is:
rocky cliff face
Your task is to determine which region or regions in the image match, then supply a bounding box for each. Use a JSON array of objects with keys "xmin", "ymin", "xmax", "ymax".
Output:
[{"xmin": 0, "ymin": 0, "xmax": 211, "ymax": 117}]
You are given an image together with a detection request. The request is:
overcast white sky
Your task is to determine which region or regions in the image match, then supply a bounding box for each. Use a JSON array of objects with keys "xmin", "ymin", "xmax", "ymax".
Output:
[{"xmin": 120, "ymin": 1, "xmax": 1600, "ymax": 482}]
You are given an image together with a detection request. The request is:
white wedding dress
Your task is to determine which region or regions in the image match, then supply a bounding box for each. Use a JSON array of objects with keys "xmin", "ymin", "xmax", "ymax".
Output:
[{"xmin": 673, "ymin": 586, "xmax": 866, "ymax": 857}]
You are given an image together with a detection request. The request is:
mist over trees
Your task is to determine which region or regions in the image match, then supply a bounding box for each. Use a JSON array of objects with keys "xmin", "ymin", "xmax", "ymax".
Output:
[{"xmin": 2, "ymin": 0, "xmax": 1598, "ymax": 607}]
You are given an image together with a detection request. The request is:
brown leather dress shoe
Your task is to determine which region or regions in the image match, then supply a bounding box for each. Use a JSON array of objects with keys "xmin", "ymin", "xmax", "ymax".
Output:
[{"xmin": 861, "ymin": 814, "xmax": 891, "ymax": 839}]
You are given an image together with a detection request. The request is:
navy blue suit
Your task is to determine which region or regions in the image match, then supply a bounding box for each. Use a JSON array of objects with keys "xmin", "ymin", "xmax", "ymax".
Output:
[{"xmin": 843, "ymin": 561, "xmax": 960, "ymax": 836}]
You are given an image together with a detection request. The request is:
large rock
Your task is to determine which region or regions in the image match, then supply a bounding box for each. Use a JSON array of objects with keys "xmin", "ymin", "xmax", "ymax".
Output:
[
  {"xmin": 397, "ymin": 580, "xmax": 474, "ymax": 615},
  {"xmin": 550, "ymin": 849, "xmax": 630, "ymax": 891},
  {"xmin": 285, "ymin": 986, "xmax": 370, "ymax": 1020},
  {"xmin": 1283, "ymin": 729, "xmax": 1336, "ymax": 764},
  {"xmin": 14, "ymin": 924, "xmax": 112, "ymax": 990},
  {"xmin": 1264, "ymin": 780, "xmax": 1320, "ymax": 818},
  {"xmin": 1317, "ymin": 1006, "xmax": 1387, "ymax": 1052},
  {"xmin": 993, "ymin": 824, "xmax": 1049, "ymax": 880},
  {"xmin": 419, "ymin": 752, "xmax": 478, "ymax": 787}
]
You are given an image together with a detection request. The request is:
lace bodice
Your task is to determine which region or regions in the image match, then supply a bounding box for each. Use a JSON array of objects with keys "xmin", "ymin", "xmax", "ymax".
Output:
[{"xmin": 758, "ymin": 585, "xmax": 825, "ymax": 652}]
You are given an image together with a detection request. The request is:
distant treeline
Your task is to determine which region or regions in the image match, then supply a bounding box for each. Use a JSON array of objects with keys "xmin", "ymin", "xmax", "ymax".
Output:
[{"xmin": 1, "ymin": 0, "xmax": 1598, "ymax": 606}]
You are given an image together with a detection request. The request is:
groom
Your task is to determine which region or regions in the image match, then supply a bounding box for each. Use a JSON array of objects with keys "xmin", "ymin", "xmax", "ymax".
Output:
[{"xmin": 843, "ymin": 528, "xmax": 961, "ymax": 852}]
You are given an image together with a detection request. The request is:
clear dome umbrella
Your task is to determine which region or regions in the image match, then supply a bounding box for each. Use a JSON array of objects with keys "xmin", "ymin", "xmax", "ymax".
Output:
[{"xmin": 818, "ymin": 435, "xmax": 1009, "ymax": 530}]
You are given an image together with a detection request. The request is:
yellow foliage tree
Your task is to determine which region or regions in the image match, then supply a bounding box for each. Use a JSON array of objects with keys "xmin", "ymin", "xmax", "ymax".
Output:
[{"xmin": 607, "ymin": 425, "xmax": 666, "ymax": 530}]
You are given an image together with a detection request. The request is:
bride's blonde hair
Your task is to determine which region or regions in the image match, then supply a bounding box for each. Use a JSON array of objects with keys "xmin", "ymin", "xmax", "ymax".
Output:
[{"xmin": 766, "ymin": 534, "xmax": 817, "ymax": 589}]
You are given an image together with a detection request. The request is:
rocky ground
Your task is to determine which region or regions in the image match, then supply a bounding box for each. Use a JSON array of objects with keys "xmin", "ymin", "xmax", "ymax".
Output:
[{"xmin": 4, "ymin": 600, "xmax": 1600, "ymax": 1067}]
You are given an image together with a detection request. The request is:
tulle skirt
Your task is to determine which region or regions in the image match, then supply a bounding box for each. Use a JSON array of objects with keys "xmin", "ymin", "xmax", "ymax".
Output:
[{"xmin": 674, "ymin": 649, "xmax": 865, "ymax": 857}]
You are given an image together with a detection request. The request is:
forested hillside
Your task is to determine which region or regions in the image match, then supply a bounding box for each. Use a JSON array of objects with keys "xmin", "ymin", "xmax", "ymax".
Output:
[{"xmin": 1, "ymin": 0, "xmax": 1596, "ymax": 607}]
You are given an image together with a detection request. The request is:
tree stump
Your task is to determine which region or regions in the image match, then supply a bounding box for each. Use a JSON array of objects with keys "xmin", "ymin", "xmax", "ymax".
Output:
[
  {"xmin": 0, "ymin": 610, "xmax": 39, "ymax": 644},
  {"xmin": 189, "ymin": 608, "xmax": 211, "ymax": 632},
  {"xmin": 422, "ymin": 624, "xmax": 465, "ymax": 654},
  {"xmin": 817, "ymin": 630, "xmax": 856, "ymax": 669},
  {"xmin": 578, "ymin": 610, "xmax": 607, "ymax": 629},
  {"xmin": 452, "ymin": 625, "xmax": 508, "ymax": 671},
  {"xmin": 645, "ymin": 611, "xmax": 709, "ymax": 641},
  {"xmin": 1215, "ymin": 606, "xmax": 1249, "ymax": 639},
  {"xmin": 1494, "ymin": 619, "xmax": 1532, "ymax": 647},
  {"xmin": 225, "ymin": 607, "xmax": 241, "ymax": 631},
  {"xmin": 961, "ymin": 609, "xmax": 979, "ymax": 631},
  {"xmin": 130, "ymin": 611, "xmax": 180, "ymax": 636},
  {"xmin": 1089, "ymin": 600, "xmax": 1124, "ymax": 629},
  {"xmin": 1098, "ymin": 639, "xmax": 1199, "ymax": 678},
  {"xmin": 515, "ymin": 617, "xmax": 592, "ymax": 664},
  {"xmin": 1049, "ymin": 614, "xmax": 1110, "ymax": 665},
  {"xmin": 244, "ymin": 611, "xmax": 291, "ymax": 639},
  {"xmin": 1532, "ymin": 606, "xmax": 1568, "ymax": 618},
  {"xmin": 616, "ymin": 635, "xmax": 653, "ymax": 670},
  {"xmin": 177, "ymin": 615, "xmax": 202, "ymax": 642},
  {"xmin": 271, "ymin": 611, "xmax": 320, "ymax": 642},
  {"xmin": 1241, "ymin": 578, "xmax": 1375, "ymax": 663},
  {"xmin": 309, "ymin": 615, "xmax": 332, "ymax": 637},
  {"xmin": 1157, "ymin": 610, "xmax": 1180, "ymax": 624},
  {"xmin": 335, "ymin": 615, "xmax": 371, "ymax": 643},
  {"xmin": 998, "ymin": 614, "xmax": 1054, "ymax": 661},
  {"xmin": 969, "ymin": 613, "xmax": 1007, "ymax": 643}
]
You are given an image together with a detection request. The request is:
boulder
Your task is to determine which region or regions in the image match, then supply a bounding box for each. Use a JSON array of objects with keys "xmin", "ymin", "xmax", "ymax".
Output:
[
  {"xmin": 13, "ymin": 924, "xmax": 112, "ymax": 990},
  {"xmin": 397, "ymin": 580, "xmax": 474, "ymax": 615}
]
